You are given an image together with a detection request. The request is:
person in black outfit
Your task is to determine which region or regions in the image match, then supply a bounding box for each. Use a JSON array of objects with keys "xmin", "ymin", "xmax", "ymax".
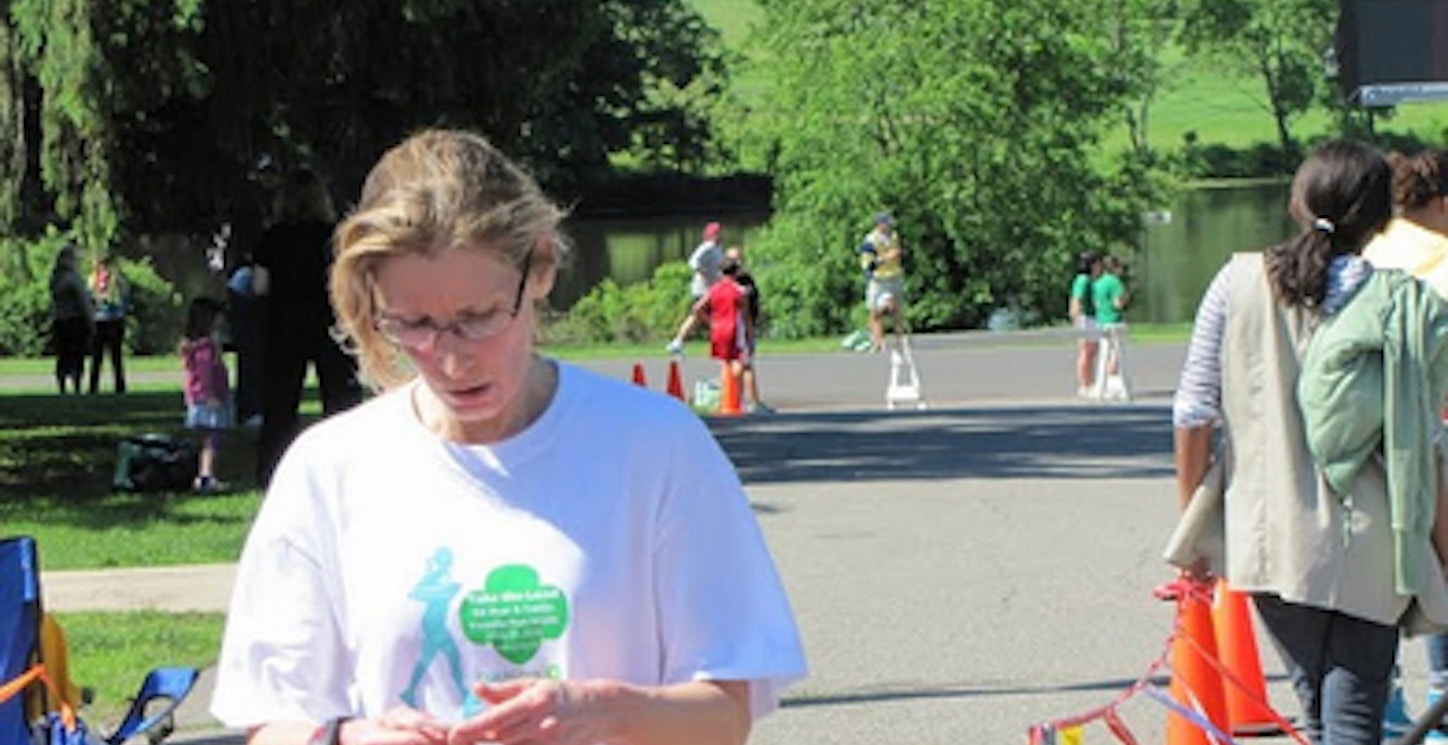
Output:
[
  {"xmin": 225, "ymin": 250, "xmax": 265, "ymax": 426},
  {"xmin": 253, "ymin": 168, "xmax": 363, "ymax": 485},
  {"xmin": 48, "ymin": 244, "xmax": 94, "ymax": 394}
]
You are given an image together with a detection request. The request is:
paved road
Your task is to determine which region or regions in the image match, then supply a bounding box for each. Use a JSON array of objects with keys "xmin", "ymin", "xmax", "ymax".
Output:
[{"xmin": 37, "ymin": 332, "xmax": 1435, "ymax": 744}]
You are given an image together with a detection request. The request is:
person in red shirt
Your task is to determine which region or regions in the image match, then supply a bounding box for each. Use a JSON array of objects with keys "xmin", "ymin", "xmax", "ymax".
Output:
[{"xmin": 692, "ymin": 256, "xmax": 770, "ymax": 413}]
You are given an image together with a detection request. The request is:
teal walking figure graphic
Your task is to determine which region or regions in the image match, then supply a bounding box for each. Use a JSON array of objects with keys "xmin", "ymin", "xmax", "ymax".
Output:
[{"xmin": 400, "ymin": 547, "xmax": 481, "ymax": 715}]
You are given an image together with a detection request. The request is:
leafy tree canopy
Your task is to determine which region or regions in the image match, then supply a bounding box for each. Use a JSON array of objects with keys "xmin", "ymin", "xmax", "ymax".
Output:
[
  {"xmin": 731, "ymin": 0, "xmax": 1168, "ymax": 336},
  {"xmin": 0, "ymin": 0, "xmax": 726, "ymax": 254},
  {"xmin": 1177, "ymin": 0, "xmax": 1336, "ymax": 156}
]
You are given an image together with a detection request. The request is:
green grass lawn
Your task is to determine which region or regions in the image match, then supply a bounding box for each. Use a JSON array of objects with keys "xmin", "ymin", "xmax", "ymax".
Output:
[
  {"xmin": 1142, "ymin": 48, "xmax": 1448, "ymax": 150},
  {"xmin": 0, "ymin": 390, "xmax": 264, "ymax": 569}
]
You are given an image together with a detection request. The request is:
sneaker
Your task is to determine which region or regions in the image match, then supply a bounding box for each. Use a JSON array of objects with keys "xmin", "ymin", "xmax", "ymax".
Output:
[
  {"xmin": 746, "ymin": 402, "xmax": 775, "ymax": 415},
  {"xmin": 1151, "ymin": 579, "xmax": 1183, "ymax": 602},
  {"xmin": 665, "ymin": 339, "xmax": 684, "ymax": 356},
  {"xmin": 193, "ymin": 475, "xmax": 229, "ymax": 494},
  {"xmin": 1384, "ymin": 679, "xmax": 1414, "ymax": 741}
]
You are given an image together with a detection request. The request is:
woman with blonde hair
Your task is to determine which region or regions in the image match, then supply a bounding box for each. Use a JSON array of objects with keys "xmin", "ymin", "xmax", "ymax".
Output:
[
  {"xmin": 212, "ymin": 129, "xmax": 805, "ymax": 745},
  {"xmin": 1363, "ymin": 147, "xmax": 1448, "ymax": 739},
  {"xmin": 1365, "ymin": 149, "xmax": 1448, "ymax": 298}
]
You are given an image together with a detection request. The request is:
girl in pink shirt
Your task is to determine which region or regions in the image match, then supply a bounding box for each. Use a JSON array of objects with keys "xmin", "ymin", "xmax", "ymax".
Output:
[{"xmin": 179, "ymin": 297, "xmax": 233, "ymax": 492}]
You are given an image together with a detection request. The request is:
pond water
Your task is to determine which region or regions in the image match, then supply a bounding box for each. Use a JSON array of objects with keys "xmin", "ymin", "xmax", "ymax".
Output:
[
  {"xmin": 555, "ymin": 212, "xmax": 768, "ymax": 309},
  {"xmin": 534, "ymin": 182, "xmax": 1297, "ymax": 325},
  {"xmin": 141, "ymin": 183, "xmax": 1292, "ymax": 327},
  {"xmin": 1135, "ymin": 180, "xmax": 1293, "ymax": 325}
]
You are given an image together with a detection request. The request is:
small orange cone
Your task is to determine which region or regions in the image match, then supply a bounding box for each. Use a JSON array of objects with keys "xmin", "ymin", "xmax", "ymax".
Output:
[
  {"xmin": 631, "ymin": 362, "xmax": 647, "ymax": 388},
  {"xmin": 1167, "ymin": 580, "xmax": 1229, "ymax": 745},
  {"xmin": 1213, "ymin": 579, "xmax": 1283, "ymax": 736},
  {"xmin": 718, "ymin": 362, "xmax": 742, "ymax": 416},
  {"xmin": 666, "ymin": 359, "xmax": 686, "ymax": 402}
]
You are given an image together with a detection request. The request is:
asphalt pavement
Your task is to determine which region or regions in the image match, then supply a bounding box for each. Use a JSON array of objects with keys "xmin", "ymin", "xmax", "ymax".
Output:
[{"xmin": 32, "ymin": 330, "xmax": 1440, "ymax": 744}]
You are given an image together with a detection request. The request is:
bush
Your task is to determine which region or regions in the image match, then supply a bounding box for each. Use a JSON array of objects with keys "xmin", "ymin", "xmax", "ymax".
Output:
[
  {"xmin": 0, "ymin": 235, "xmax": 183, "ymax": 357},
  {"xmin": 120, "ymin": 257, "xmax": 184, "ymax": 355},
  {"xmin": 0, "ymin": 281, "xmax": 53, "ymax": 355},
  {"xmin": 0, "ymin": 233, "xmax": 72, "ymax": 356},
  {"xmin": 542, "ymin": 261, "xmax": 695, "ymax": 345}
]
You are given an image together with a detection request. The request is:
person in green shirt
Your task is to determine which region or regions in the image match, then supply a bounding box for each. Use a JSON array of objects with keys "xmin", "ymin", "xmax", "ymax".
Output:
[
  {"xmin": 1092, "ymin": 255, "xmax": 1130, "ymax": 398},
  {"xmin": 1069, "ymin": 251, "xmax": 1101, "ymax": 396},
  {"xmin": 1093, "ymin": 255, "xmax": 1128, "ymax": 326}
]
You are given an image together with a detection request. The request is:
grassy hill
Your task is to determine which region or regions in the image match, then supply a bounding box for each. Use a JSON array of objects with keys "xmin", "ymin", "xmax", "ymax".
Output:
[{"xmin": 689, "ymin": 0, "xmax": 1448, "ymax": 154}]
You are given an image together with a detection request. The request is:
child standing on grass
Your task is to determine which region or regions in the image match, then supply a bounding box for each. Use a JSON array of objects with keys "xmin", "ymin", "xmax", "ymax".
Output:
[{"xmin": 179, "ymin": 297, "xmax": 233, "ymax": 493}]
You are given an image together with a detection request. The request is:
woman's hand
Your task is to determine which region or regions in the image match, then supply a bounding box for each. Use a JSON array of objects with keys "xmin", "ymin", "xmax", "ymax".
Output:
[
  {"xmin": 447, "ymin": 678, "xmax": 749, "ymax": 745},
  {"xmin": 340, "ymin": 708, "xmax": 450, "ymax": 745},
  {"xmin": 449, "ymin": 679, "xmax": 604, "ymax": 745},
  {"xmin": 247, "ymin": 709, "xmax": 447, "ymax": 745}
]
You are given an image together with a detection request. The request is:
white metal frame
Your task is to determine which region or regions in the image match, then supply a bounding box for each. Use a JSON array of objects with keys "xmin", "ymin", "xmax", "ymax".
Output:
[
  {"xmin": 885, "ymin": 333, "xmax": 927, "ymax": 410},
  {"xmin": 1087, "ymin": 323, "xmax": 1132, "ymax": 402}
]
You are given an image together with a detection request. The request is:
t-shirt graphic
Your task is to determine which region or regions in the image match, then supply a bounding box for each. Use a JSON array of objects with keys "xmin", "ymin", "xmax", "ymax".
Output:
[
  {"xmin": 460, "ymin": 564, "xmax": 570, "ymax": 667},
  {"xmin": 401, "ymin": 547, "xmax": 476, "ymax": 714},
  {"xmin": 401, "ymin": 546, "xmax": 573, "ymax": 716}
]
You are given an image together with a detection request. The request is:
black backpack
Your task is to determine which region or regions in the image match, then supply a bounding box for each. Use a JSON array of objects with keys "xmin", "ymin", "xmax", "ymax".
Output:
[{"xmin": 112, "ymin": 434, "xmax": 198, "ymax": 492}]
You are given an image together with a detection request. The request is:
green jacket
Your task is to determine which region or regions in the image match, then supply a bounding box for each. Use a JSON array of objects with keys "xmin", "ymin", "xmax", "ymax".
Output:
[{"xmin": 1299, "ymin": 268, "xmax": 1448, "ymax": 595}]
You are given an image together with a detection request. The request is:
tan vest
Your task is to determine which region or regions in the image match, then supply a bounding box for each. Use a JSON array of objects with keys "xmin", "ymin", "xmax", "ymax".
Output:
[{"xmin": 1221, "ymin": 253, "xmax": 1448, "ymax": 630}]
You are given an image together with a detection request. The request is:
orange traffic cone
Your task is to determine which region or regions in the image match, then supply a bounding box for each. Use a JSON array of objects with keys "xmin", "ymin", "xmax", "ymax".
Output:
[
  {"xmin": 1213, "ymin": 579, "xmax": 1283, "ymax": 736},
  {"xmin": 666, "ymin": 359, "xmax": 686, "ymax": 402},
  {"xmin": 631, "ymin": 361, "xmax": 647, "ymax": 387},
  {"xmin": 1167, "ymin": 580, "xmax": 1229, "ymax": 745},
  {"xmin": 718, "ymin": 362, "xmax": 742, "ymax": 416}
]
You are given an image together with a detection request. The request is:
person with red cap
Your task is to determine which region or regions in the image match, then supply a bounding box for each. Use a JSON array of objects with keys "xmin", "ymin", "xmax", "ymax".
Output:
[{"xmin": 666, "ymin": 221, "xmax": 725, "ymax": 355}]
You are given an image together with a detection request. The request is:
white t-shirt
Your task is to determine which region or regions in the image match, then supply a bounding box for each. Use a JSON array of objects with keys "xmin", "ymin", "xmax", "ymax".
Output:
[
  {"xmin": 211, "ymin": 362, "xmax": 805, "ymax": 728},
  {"xmin": 689, "ymin": 240, "xmax": 724, "ymax": 297}
]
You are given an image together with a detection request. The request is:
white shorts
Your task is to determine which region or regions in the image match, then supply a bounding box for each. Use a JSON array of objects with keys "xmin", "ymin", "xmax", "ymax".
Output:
[{"xmin": 867, "ymin": 276, "xmax": 903, "ymax": 312}]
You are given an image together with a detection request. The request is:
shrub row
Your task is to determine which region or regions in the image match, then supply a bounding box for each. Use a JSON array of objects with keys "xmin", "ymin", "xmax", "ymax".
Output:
[{"xmin": 0, "ymin": 236, "xmax": 183, "ymax": 356}]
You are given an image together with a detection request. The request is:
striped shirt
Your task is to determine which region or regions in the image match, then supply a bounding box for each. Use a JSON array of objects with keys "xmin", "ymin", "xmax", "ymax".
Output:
[{"xmin": 1172, "ymin": 253, "xmax": 1373, "ymax": 429}]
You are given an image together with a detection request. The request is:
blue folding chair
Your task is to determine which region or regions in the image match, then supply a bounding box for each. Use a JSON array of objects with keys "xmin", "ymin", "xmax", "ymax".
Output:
[
  {"xmin": 104, "ymin": 666, "xmax": 199, "ymax": 745},
  {"xmin": 0, "ymin": 536, "xmax": 200, "ymax": 745},
  {"xmin": 1, "ymin": 535, "xmax": 41, "ymax": 745}
]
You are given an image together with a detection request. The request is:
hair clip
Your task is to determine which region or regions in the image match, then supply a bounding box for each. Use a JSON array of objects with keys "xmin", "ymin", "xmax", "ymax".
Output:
[{"xmin": 1312, "ymin": 217, "xmax": 1336, "ymax": 235}]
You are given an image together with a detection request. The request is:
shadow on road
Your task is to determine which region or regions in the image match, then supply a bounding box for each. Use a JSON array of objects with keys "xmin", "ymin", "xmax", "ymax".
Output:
[
  {"xmin": 781, "ymin": 675, "xmax": 1172, "ymax": 709},
  {"xmin": 778, "ymin": 671, "xmax": 1288, "ymax": 710},
  {"xmin": 707, "ymin": 404, "xmax": 1174, "ymax": 485}
]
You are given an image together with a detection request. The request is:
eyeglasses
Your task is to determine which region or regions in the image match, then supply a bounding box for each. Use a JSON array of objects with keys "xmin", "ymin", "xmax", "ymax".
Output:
[{"xmin": 374, "ymin": 252, "xmax": 532, "ymax": 349}]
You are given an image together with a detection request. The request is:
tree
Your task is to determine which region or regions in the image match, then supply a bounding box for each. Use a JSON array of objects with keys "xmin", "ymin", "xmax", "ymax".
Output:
[
  {"xmin": 732, "ymin": 0, "xmax": 1166, "ymax": 337},
  {"xmin": 0, "ymin": 0, "xmax": 727, "ymax": 251},
  {"xmin": 1110, "ymin": 0, "xmax": 1183, "ymax": 157},
  {"xmin": 1177, "ymin": 0, "xmax": 1336, "ymax": 158}
]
